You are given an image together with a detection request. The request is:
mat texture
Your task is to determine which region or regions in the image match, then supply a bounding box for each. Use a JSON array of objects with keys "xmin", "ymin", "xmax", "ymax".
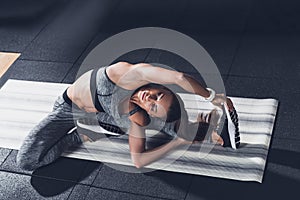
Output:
[{"xmin": 0, "ymin": 79, "xmax": 278, "ymax": 182}]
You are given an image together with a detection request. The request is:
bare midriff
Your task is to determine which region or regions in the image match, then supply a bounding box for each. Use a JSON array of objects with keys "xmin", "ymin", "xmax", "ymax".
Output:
[{"xmin": 67, "ymin": 70, "xmax": 99, "ymax": 113}]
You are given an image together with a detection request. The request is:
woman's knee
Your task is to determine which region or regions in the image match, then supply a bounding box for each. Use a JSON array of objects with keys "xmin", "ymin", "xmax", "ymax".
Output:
[{"xmin": 16, "ymin": 151, "xmax": 38, "ymax": 171}]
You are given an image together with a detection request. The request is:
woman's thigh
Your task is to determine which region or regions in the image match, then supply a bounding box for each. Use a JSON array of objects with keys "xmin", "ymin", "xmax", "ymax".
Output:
[{"xmin": 18, "ymin": 96, "xmax": 86, "ymax": 159}]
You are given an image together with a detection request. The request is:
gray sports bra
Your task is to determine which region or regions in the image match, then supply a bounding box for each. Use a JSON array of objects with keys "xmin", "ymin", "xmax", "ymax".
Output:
[
  {"xmin": 91, "ymin": 66, "xmax": 178, "ymax": 137},
  {"xmin": 91, "ymin": 66, "xmax": 142, "ymax": 129}
]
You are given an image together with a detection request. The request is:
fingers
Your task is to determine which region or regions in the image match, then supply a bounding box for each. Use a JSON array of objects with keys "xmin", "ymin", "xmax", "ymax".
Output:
[
  {"xmin": 197, "ymin": 113, "xmax": 205, "ymax": 122},
  {"xmin": 212, "ymin": 94, "xmax": 226, "ymax": 105}
]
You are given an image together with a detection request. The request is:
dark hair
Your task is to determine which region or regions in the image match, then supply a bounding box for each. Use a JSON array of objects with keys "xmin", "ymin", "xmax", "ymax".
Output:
[{"xmin": 166, "ymin": 93, "xmax": 181, "ymax": 122}]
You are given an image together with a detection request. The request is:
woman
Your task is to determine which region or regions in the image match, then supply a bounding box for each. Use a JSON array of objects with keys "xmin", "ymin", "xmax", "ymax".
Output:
[{"xmin": 16, "ymin": 62, "xmax": 234, "ymax": 170}]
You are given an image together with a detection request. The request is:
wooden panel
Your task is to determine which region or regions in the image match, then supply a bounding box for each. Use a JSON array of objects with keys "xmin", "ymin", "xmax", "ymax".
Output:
[{"xmin": 0, "ymin": 52, "xmax": 21, "ymax": 78}]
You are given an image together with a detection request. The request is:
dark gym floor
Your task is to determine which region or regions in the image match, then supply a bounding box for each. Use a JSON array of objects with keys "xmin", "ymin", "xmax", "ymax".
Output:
[{"xmin": 0, "ymin": 0, "xmax": 299, "ymax": 199}]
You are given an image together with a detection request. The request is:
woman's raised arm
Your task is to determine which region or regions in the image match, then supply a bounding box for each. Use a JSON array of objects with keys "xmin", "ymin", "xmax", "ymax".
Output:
[
  {"xmin": 135, "ymin": 63, "xmax": 211, "ymax": 99},
  {"xmin": 134, "ymin": 63, "xmax": 228, "ymax": 107},
  {"xmin": 128, "ymin": 121, "xmax": 189, "ymax": 168}
]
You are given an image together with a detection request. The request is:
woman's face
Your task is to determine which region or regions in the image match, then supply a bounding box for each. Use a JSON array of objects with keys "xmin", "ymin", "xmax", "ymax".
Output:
[{"xmin": 136, "ymin": 87, "xmax": 173, "ymax": 118}]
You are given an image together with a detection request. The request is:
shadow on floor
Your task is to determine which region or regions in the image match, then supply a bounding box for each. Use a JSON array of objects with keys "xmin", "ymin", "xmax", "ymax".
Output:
[
  {"xmin": 268, "ymin": 148, "xmax": 300, "ymax": 170},
  {"xmin": 187, "ymin": 170, "xmax": 299, "ymax": 200},
  {"xmin": 30, "ymin": 176, "xmax": 74, "ymax": 197},
  {"xmin": 30, "ymin": 157, "xmax": 99, "ymax": 197},
  {"xmin": 185, "ymin": 146, "xmax": 300, "ymax": 200}
]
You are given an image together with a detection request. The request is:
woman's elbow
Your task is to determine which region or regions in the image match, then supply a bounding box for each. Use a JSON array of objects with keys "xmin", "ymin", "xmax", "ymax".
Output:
[
  {"xmin": 131, "ymin": 155, "xmax": 144, "ymax": 169},
  {"xmin": 175, "ymin": 72, "xmax": 185, "ymax": 85},
  {"xmin": 134, "ymin": 162, "xmax": 143, "ymax": 169}
]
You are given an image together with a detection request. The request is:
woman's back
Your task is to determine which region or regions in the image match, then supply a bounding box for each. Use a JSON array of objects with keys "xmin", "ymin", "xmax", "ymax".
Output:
[{"xmin": 67, "ymin": 62, "xmax": 151, "ymax": 112}]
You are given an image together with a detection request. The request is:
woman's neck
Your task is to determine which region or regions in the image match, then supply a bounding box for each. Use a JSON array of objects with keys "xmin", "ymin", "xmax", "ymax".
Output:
[{"xmin": 118, "ymin": 96, "xmax": 136, "ymax": 115}]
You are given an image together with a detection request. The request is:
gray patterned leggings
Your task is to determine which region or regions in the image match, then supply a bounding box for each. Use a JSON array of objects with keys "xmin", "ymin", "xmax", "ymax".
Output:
[
  {"xmin": 16, "ymin": 94, "xmax": 179, "ymax": 171},
  {"xmin": 16, "ymin": 95, "xmax": 91, "ymax": 171}
]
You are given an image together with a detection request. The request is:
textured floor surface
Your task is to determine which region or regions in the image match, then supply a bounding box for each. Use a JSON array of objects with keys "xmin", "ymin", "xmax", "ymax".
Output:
[{"xmin": 0, "ymin": 0, "xmax": 299, "ymax": 199}]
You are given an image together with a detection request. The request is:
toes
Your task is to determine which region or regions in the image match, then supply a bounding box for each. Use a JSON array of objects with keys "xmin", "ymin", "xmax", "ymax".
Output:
[{"xmin": 211, "ymin": 131, "xmax": 223, "ymax": 145}]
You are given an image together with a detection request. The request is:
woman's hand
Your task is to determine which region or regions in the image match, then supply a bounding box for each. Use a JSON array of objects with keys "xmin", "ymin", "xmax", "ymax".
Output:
[
  {"xmin": 211, "ymin": 94, "xmax": 234, "ymax": 112},
  {"xmin": 175, "ymin": 137, "xmax": 194, "ymax": 145},
  {"xmin": 211, "ymin": 94, "xmax": 226, "ymax": 107}
]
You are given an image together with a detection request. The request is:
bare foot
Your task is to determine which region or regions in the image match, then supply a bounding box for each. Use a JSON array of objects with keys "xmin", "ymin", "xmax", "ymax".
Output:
[
  {"xmin": 211, "ymin": 131, "xmax": 224, "ymax": 146},
  {"xmin": 79, "ymin": 133, "xmax": 92, "ymax": 142}
]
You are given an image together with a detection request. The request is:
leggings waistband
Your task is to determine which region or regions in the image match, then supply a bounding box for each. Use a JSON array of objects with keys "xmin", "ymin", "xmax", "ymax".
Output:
[{"xmin": 90, "ymin": 67, "xmax": 104, "ymax": 112}]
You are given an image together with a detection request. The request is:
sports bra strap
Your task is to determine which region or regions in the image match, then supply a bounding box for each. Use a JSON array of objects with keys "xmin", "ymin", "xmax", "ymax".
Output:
[
  {"xmin": 90, "ymin": 67, "xmax": 104, "ymax": 112},
  {"xmin": 129, "ymin": 106, "xmax": 142, "ymax": 116}
]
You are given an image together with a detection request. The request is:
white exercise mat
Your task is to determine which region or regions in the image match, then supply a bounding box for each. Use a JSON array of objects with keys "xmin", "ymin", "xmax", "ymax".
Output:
[{"xmin": 0, "ymin": 79, "xmax": 278, "ymax": 183}]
